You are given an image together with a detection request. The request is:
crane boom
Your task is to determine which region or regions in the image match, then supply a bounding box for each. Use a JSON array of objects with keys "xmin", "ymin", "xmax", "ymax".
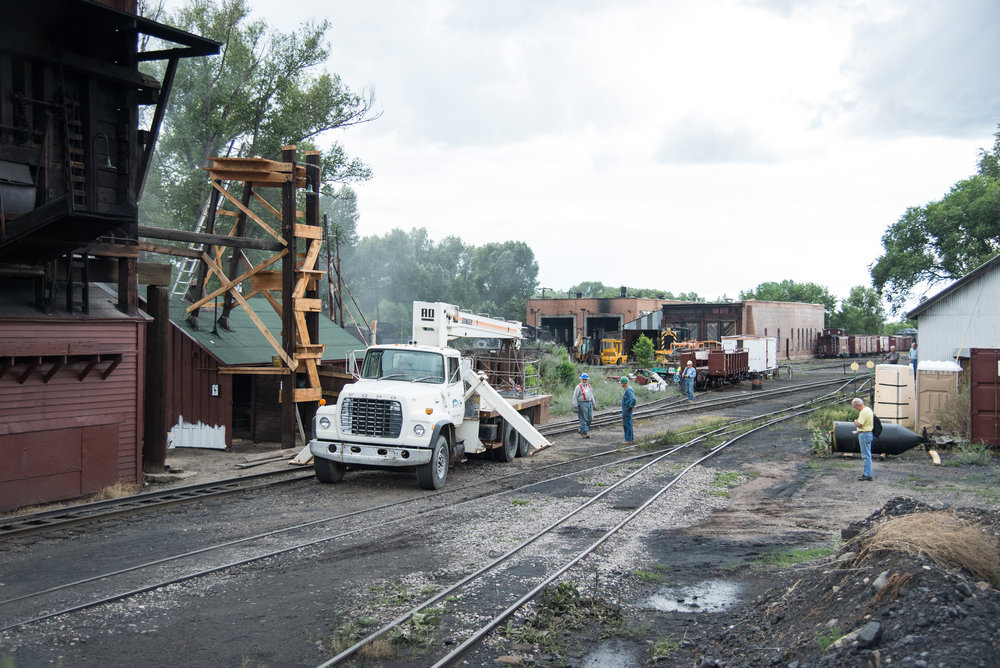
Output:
[{"xmin": 411, "ymin": 301, "xmax": 522, "ymax": 347}]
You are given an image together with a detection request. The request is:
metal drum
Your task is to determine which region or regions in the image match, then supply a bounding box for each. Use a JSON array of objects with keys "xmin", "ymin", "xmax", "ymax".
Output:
[{"xmin": 830, "ymin": 421, "xmax": 925, "ymax": 456}]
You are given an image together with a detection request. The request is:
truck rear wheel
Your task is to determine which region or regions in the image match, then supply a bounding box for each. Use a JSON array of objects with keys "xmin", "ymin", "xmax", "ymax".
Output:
[
  {"xmin": 314, "ymin": 457, "xmax": 345, "ymax": 484},
  {"xmin": 516, "ymin": 412, "xmax": 534, "ymax": 457},
  {"xmin": 417, "ymin": 433, "xmax": 449, "ymax": 490},
  {"xmin": 495, "ymin": 421, "xmax": 517, "ymax": 462}
]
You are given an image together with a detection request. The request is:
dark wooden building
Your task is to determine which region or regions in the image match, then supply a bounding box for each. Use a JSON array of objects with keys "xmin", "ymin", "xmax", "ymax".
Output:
[
  {"xmin": 0, "ymin": 0, "xmax": 217, "ymax": 512},
  {"xmin": 165, "ymin": 298, "xmax": 364, "ymax": 448}
]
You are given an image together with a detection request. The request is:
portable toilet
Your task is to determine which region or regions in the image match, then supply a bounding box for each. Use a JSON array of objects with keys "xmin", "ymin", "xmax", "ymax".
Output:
[
  {"xmin": 874, "ymin": 364, "xmax": 916, "ymax": 429},
  {"xmin": 916, "ymin": 360, "xmax": 963, "ymax": 433}
]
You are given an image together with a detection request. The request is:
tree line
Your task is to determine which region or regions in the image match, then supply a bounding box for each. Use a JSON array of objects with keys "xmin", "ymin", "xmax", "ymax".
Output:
[{"xmin": 141, "ymin": 1, "xmax": 998, "ymax": 338}]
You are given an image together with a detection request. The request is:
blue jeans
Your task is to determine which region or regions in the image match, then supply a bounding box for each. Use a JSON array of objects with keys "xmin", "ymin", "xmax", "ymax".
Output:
[
  {"xmin": 684, "ymin": 377, "xmax": 695, "ymax": 400},
  {"xmin": 622, "ymin": 409, "xmax": 633, "ymax": 442},
  {"xmin": 859, "ymin": 431, "xmax": 873, "ymax": 477},
  {"xmin": 577, "ymin": 402, "xmax": 593, "ymax": 434}
]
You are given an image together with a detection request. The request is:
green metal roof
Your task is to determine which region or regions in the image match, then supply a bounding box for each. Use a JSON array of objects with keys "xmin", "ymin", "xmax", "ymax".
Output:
[{"xmin": 169, "ymin": 296, "xmax": 366, "ymax": 366}]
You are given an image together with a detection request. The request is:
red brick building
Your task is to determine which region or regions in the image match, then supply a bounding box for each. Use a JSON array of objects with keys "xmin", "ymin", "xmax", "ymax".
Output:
[{"xmin": 526, "ymin": 296, "xmax": 677, "ymax": 347}]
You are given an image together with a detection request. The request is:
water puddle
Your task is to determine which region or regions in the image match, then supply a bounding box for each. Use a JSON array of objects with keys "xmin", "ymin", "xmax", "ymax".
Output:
[
  {"xmin": 645, "ymin": 578, "xmax": 744, "ymax": 613},
  {"xmin": 581, "ymin": 640, "xmax": 640, "ymax": 668}
]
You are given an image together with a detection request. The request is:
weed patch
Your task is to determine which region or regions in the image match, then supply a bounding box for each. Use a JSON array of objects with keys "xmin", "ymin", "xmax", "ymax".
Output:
[
  {"xmin": 501, "ymin": 581, "xmax": 622, "ymax": 652},
  {"xmin": 757, "ymin": 546, "xmax": 833, "ymax": 567}
]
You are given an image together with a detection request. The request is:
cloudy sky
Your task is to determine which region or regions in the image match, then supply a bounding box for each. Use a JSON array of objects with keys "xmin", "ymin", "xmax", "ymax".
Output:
[{"xmin": 233, "ymin": 0, "xmax": 999, "ymax": 307}]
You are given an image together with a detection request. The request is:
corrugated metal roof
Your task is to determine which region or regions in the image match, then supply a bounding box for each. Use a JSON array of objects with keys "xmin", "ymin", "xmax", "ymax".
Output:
[
  {"xmin": 908, "ymin": 253, "xmax": 1000, "ymax": 319},
  {"xmin": 169, "ymin": 297, "xmax": 365, "ymax": 366}
]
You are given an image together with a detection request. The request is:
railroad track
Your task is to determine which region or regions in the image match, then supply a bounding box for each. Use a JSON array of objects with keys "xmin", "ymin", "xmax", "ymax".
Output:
[
  {"xmin": 0, "ymin": 375, "xmax": 853, "ymax": 541},
  {"xmin": 543, "ymin": 375, "xmax": 856, "ymax": 436},
  {"xmin": 319, "ymin": 391, "xmax": 850, "ymax": 666},
  {"xmin": 0, "ymin": 380, "xmax": 856, "ymax": 639},
  {"xmin": 0, "ymin": 468, "xmax": 315, "ymax": 539}
]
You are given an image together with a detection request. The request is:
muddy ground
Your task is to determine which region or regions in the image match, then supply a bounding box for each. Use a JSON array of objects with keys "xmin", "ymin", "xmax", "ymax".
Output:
[
  {"xmin": 479, "ymin": 411, "xmax": 1000, "ymax": 668},
  {"xmin": 4, "ymin": 365, "xmax": 998, "ymax": 668}
]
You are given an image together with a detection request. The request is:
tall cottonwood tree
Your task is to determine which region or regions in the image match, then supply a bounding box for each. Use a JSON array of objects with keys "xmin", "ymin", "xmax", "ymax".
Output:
[
  {"xmin": 139, "ymin": 0, "xmax": 378, "ymax": 230},
  {"xmin": 871, "ymin": 126, "xmax": 1000, "ymax": 313}
]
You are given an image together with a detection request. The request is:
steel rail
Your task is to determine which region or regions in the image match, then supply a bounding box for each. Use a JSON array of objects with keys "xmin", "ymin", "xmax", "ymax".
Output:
[
  {"xmin": 318, "ymin": 381, "xmax": 856, "ymax": 667},
  {"xmin": 0, "ymin": 468, "xmax": 315, "ymax": 539},
  {"xmin": 0, "ymin": 380, "xmax": 855, "ymax": 635},
  {"xmin": 0, "ymin": 374, "xmax": 846, "ymax": 540}
]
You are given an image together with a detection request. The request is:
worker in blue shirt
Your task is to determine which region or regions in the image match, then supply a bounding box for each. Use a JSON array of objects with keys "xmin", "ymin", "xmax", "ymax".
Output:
[
  {"xmin": 620, "ymin": 375, "xmax": 636, "ymax": 444},
  {"xmin": 682, "ymin": 360, "xmax": 697, "ymax": 401}
]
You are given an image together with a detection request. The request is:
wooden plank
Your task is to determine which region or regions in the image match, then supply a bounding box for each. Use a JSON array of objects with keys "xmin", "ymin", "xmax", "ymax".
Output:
[
  {"xmin": 0, "ymin": 342, "xmax": 69, "ymax": 356},
  {"xmin": 80, "ymin": 243, "xmax": 139, "ymax": 258},
  {"xmin": 137, "ymin": 242, "xmax": 204, "ymax": 259},
  {"xmin": 138, "ymin": 225, "xmax": 284, "ymax": 252},
  {"xmin": 294, "ymin": 223, "xmax": 323, "ymax": 239},
  {"xmin": 294, "ymin": 298, "xmax": 322, "ymax": 312},
  {"xmin": 250, "ymin": 270, "xmax": 283, "ymax": 293},
  {"xmin": 217, "ymin": 366, "xmax": 289, "ymax": 375},
  {"xmin": 185, "ymin": 249, "xmax": 287, "ymax": 312},
  {"xmin": 211, "ymin": 181, "xmax": 286, "ymax": 246},
  {"xmin": 250, "ymin": 190, "xmax": 282, "ymax": 222},
  {"xmin": 294, "ymin": 387, "xmax": 322, "ymax": 403}
]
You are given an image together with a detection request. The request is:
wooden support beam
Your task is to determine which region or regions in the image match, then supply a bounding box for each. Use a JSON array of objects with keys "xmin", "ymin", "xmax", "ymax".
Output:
[
  {"xmin": 19, "ymin": 357, "xmax": 41, "ymax": 384},
  {"xmin": 294, "ymin": 298, "xmax": 323, "ymax": 312},
  {"xmin": 101, "ymin": 354, "xmax": 123, "ymax": 380},
  {"xmin": 199, "ymin": 253, "xmax": 296, "ymax": 370},
  {"xmin": 294, "ymin": 387, "xmax": 323, "ymax": 403},
  {"xmin": 78, "ymin": 357, "xmax": 99, "ymax": 381},
  {"xmin": 185, "ymin": 249, "xmax": 287, "ymax": 312},
  {"xmin": 211, "ymin": 181, "xmax": 286, "ymax": 246},
  {"xmin": 138, "ymin": 225, "xmax": 284, "ymax": 252},
  {"xmin": 42, "ymin": 357, "xmax": 66, "ymax": 383},
  {"xmin": 218, "ymin": 366, "xmax": 290, "ymax": 375},
  {"xmin": 294, "ymin": 223, "xmax": 323, "ymax": 239}
]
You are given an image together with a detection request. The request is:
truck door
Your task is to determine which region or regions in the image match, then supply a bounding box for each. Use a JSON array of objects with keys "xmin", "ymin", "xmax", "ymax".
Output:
[{"xmin": 445, "ymin": 356, "xmax": 465, "ymax": 422}]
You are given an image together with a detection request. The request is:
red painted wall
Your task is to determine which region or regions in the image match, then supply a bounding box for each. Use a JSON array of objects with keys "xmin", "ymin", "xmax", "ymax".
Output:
[{"xmin": 0, "ymin": 319, "xmax": 145, "ymax": 511}]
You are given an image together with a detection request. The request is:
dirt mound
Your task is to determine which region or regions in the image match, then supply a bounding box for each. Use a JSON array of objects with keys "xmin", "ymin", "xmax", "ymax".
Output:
[{"xmin": 700, "ymin": 497, "xmax": 1000, "ymax": 667}]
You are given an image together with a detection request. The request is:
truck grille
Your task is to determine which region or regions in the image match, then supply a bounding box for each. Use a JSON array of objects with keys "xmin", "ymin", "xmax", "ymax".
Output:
[{"xmin": 340, "ymin": 397, "xmax": 403, "ymax": 438}]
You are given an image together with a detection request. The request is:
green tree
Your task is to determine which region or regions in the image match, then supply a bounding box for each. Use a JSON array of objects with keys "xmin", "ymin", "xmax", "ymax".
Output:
[
  {"xmin": 141, "ymin": 0, "xmax": 377, "ymax": 230},
  {"xmin": 632, "ymin": 334, "xmax": 655, "ymax": 368},
  {"xmin": 740, "ymin": 279, "xmax": 837, "ymax": 325},
  {"xmin": 871, "ymin": 126, "xmax": 1000, "ymax": 313},
  {"xmin": 829, "ymin": 286, "xmax": 885, "ymax": 334},
  {"xmin": 566, "ymin": 281, "xmax": 608, "ymax": 298}
]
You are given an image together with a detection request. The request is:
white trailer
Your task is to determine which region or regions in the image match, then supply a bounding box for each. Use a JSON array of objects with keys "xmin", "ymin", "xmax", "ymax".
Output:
[
  {"xmin": 722, "ymin": 335, "xmax": 778, "ymax": 375},
  {"xmin": 308, "ymin": 302, "xmax": 551, "ymax": 489}
]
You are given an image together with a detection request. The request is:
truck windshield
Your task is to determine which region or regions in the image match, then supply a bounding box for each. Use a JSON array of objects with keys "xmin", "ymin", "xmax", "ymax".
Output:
[{"xmin": 361, "ymin": 349, "xmax": 446, "ymax": 384}]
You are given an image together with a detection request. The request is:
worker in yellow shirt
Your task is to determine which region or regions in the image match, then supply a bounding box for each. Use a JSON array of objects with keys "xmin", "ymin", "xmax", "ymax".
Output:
[{"xmin": 852, "ymin": 397, "xmax": 874, "ymax": 481}]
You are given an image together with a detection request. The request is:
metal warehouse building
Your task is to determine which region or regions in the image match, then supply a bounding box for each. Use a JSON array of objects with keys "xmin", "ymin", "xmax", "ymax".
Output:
[{"xmin": 907, "ymin": 253, "xmax": 1000, "ymax": 363}]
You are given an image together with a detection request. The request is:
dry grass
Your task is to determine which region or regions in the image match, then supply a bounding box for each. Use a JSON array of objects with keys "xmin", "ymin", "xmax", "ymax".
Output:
[
  {"xmin": 855, "ymin": 512, "xmax": 1000, "ymax": 583},
  {"xmin": 88, "ymin": 480, "xmax": 142, "ymax": 501}
]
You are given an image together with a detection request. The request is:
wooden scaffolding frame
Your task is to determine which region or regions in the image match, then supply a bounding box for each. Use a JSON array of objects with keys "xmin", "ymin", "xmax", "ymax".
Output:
[{"xmin": 180, "ymin": 146, "xmax": 325, "ymax": 446}]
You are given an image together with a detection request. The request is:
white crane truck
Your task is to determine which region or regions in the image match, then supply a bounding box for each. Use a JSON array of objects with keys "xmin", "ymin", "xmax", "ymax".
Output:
[{"xmin": 308, "ymin": 302, "xmax": 551, "ymax": 489}]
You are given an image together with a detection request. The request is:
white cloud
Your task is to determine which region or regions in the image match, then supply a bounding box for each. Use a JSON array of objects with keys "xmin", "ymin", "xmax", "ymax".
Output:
[{"xmin": 177, "ymin": 0, "xmax": 999, "ymax": 306}]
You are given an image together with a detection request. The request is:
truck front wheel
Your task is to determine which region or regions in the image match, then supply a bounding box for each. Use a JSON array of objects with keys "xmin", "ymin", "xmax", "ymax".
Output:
[
  {"xmin": 417, "ymin": 433, "xmax": 449, "ymax": 490},
  {"xmin": 314, "ymin": 457, "xmax": 345, "ymax": 483}
]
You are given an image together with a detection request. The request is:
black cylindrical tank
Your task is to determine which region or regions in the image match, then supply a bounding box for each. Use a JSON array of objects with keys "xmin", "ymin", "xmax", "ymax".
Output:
[{"xmin": 830, "ymin": 421, "xmax": 925, "ymax": 456}]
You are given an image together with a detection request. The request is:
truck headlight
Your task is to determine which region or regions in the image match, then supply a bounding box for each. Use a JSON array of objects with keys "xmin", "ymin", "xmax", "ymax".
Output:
[
  {"xmin": 319, "ymin": 417, "xmax": 331, "ymax": 430},
  {"xmin": 413, "ymin": 424, "xmax": 425, "ymax": 436}
]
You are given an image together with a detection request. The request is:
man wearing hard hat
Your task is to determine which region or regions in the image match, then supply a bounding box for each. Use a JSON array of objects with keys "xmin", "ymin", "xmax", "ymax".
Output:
[
  {"xmin": 682, "ymin": 360, "xmax": 697, "ymax": 401},
  {"xmin": 573, "ymin": 372, "xmax": 596, "ymax": 438}
]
